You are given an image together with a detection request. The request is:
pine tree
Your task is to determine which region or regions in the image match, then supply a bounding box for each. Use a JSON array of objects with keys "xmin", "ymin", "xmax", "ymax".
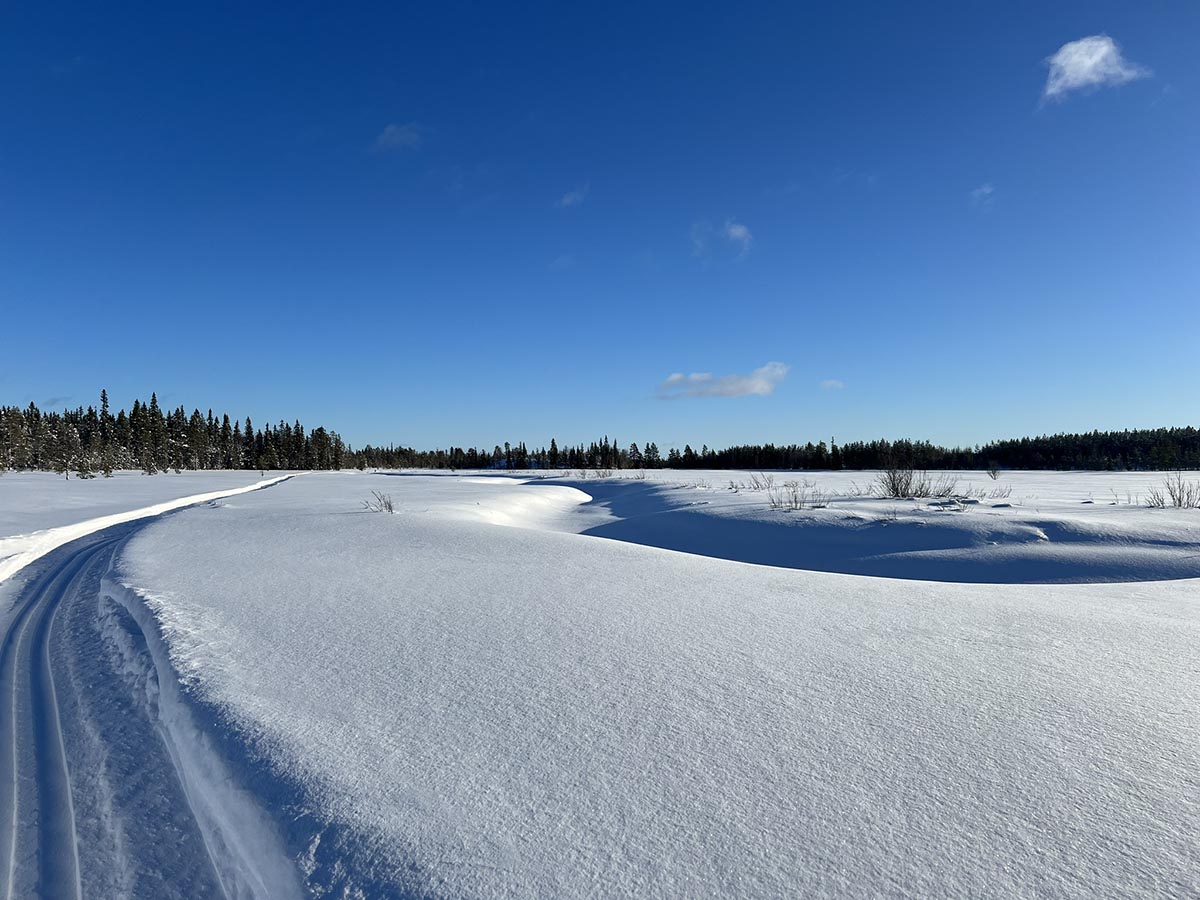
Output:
[
  {"xmin": 243, "ymin": 417, "xmax": 256, "ymax": 469},
  {"xmin": 53, "ymin": 419, "xmax": 82, "ymax": 479},
  {"xmin": 148, "ymin": 393, "xmax": 167, "ymax": 472},
  {"xmin": 99, "ymin": 389, "xmax": 116, "ymax": 476},
  {"xmin": 220, "ymin": 414, "xmax": 234, "ymax": 469}
]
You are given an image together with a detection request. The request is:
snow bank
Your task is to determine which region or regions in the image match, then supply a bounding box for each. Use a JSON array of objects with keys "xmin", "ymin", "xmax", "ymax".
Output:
[{"xmin": 118, "ymin": 472, "xmax": 1200, "ymax": 897}]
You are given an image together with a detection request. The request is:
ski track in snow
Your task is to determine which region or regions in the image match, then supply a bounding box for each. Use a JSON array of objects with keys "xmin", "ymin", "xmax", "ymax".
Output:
[{"xmin": 0, "ymin": 476, "xmax": 303, "ymax": 899}]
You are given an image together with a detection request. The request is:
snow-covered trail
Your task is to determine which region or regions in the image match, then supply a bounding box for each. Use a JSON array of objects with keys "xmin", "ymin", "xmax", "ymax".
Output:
[
  {"xmin": 0, "ymin": 482, "xmax": 304, "ymax": 899},
  {"xmin": 0, "ymin": 535, "xmax": 109, "ymax": 899},
  {"xmin": 0, "ymin": 472, "xmax": 297, "ymax": 587}
]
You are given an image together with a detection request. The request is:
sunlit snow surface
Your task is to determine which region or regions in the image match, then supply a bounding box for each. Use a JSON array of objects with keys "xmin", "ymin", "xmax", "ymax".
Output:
[{"xmin": 117, "ymin": 471, "xmax": 1199, "ymax": 897}]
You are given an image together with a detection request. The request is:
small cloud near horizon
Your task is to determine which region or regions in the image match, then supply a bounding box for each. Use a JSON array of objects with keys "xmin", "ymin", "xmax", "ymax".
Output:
[
  {"xmin": 1043, "ymin": 35, "xmax": 1149, "ymax": 102},
  {"xmin": 41, "ymin": 395, "xmax": 72, "ymax": 408},
  {"xmin": 556, "ymin": 184, "xmax": 589, "ymax": 208},
  {"xmin": 660, "ymin": 362, "xmax": 789, "ymax": 399},
  {"xmin": 819, "ymin": 379, "xmax": 844, "ymax": 390},
  {"xmin": 372, "ymin": 122, "xmax": 424, "ymax": 152}
]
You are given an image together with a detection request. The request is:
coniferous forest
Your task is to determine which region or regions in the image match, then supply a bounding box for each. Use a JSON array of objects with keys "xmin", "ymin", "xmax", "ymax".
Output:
[{"xmin": 2, "ymin": 390, "xmax": 1198, "ymax": 478}]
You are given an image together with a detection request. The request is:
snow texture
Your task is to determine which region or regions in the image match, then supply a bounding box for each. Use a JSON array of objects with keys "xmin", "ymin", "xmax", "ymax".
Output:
[{"xmin": 117, "ymin": 470, "xmax": 1200, "ymax": 898}]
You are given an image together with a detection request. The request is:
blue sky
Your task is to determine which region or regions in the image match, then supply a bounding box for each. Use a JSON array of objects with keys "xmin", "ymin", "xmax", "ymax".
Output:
[{"xmin": 2, "ymin": 2, "xmax": 1196, "ymax": 451}]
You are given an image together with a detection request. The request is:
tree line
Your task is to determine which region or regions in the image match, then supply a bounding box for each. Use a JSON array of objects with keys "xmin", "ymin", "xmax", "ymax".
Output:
[
  {"xmin": 2, "ymin": 390, "xmax": 1198, "ymax": 478},
  {"xmin": 1, "ymin": 390, "xmax": 348, "ymax": 477}
]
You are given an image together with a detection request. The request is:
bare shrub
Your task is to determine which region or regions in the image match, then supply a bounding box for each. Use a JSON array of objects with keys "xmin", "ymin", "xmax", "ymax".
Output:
[
  {"xmin": 930, "ymin": 474, "xmax": 959, "ymax": 498},
  {"xmin": 846, "ymin": 480, "xmax": 872, "ymax": 497},
  {"xmin": 746, "ymin": 471, "xmax": 775, "ymax": 492},
  {"xmin": 363, "ymin": 490, "xmax": 395, "ymax": 514},
  {"xmin": 986, "ymin": 463, "xmax": 1001, "ymax": 480},
  {"xmin": 876, "ymin": 466, "xmax": 957, "ymax": 499},
  {"xmin": 877, "ymin": 465, "xmax": 918, "ymax": 498},
  {"xmin": 767, "ymin": 478, "xmax": 825, "ymax": 511},
  {"xmin": 1149, "ymin": 471, "xmax": 1200, "ymax": 509}
]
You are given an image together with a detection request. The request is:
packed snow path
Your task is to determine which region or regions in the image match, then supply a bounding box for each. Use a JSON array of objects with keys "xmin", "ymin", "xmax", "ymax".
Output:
[
  {"xmin": 0, "ymin": 527, "xmax": 299, "ymax": 899},
  {"xmin": 0, "ymin": 534, "xmax": 107, "ymax": 899},
  {"xmin": 0, "ymin": 481, "xmax": 302, "ymax": 899},
  {"xmin": 0, "ymin": 528, "xmax": 225, "ymax": 898}
]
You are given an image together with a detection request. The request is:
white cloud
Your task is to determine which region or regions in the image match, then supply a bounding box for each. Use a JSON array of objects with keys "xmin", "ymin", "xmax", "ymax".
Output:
[
  {"xmin": 547, "ymin": 253, "xmax": 576, "ymax": 271},
  {"xmin": 723, "ymin": 220, "xmax": 753, "ymax": 259},
  {"xmin": 372, "ymin": 122, "xmax": 424, "ymax": 152},
  {"xmin": 660, "ymin": 362, "xmax": 789, "ymax": 399},
  {"xmin": 557, "ymin": 184, "xmax": 589, "ymax": 208},
  {"xmin": 819, "ymin": 379, "xmax": 844, "ymax": 390},
  {"xmin": 691, "ymin": 219, "xmax": 753, "ymax": 260},
  {"xmin": 970, "ymin": 183, "xmax": 995, "ymax": 207},
  {"xmin": 1043, "ymin": 35, "xmax": 1149, "ymax": 102}
]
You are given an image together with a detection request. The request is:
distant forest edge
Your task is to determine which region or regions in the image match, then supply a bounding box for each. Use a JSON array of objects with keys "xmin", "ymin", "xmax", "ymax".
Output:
[{"xmin": 3, "ymin": 391, "xmax": 1199, "ymax": 478}]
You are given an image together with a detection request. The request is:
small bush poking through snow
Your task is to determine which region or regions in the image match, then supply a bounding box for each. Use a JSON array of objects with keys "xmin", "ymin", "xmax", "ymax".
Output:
[
  {"xmin": 746, "ymin": 472, "xmax": 775, "ymax": 492},
  {"xmin": 363, "ymin": 490, "xmax": 395, "ymax": 514},
  {"xmin": 767, "ymin": 479, "xmax": 832, "ymax": 511},
  {"xmin": 876, "ymin": 466, "xmax": 958, "ymax": 500},
  {"xmin": 1146, "ymin": 471, "xmax": 1200, "ymax": 509}
]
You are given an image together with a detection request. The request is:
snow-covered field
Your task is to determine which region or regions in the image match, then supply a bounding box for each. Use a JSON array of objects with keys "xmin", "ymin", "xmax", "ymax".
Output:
[
  {"xmin": 105, "ymin": 469, "xmax": 1199, "ymax": 897},
  {"xmin": 0, "ymin": 470, "xmax": 292, "ymax": 538},
  {"xmin": 0, "ymin": 470, "xmax": 295, "ymax": 586}
]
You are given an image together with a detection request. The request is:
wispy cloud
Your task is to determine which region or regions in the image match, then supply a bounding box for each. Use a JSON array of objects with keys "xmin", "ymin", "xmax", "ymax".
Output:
[
  {"xmin": 691, "ymin": 219, "xmax": 753, "ymax": 261},
  {"xmin": 970, "ymin": 183, "xmax": 995, "ymax": 208},
  {"xmin": 372, "ymin": 122, "xmax": 424, "ymax": 152},
  {"xmin": 556, "ymin": 184, "xmax": 589, "ymax": 208},
  {"xmin": 723, "ymin": 220, "xmax": 753, "ymax": 259},
  {"xmin": 819, "ymin": 379, "xmax": 844, "ymax": 391},
  {"xmin": 660, "ymin": 362, "xmax": 789, "ymax": 399},
  {"xmin": 547, "ymin": 253, "xmax": 576, "ymax": 271},
  {"xmin": 1043, "ymin": 35, "xmax": 1149, "ymax": 102},
  {"xmin": 41, "ymin": 395, "xmax": 72, "ymax": 408}
]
